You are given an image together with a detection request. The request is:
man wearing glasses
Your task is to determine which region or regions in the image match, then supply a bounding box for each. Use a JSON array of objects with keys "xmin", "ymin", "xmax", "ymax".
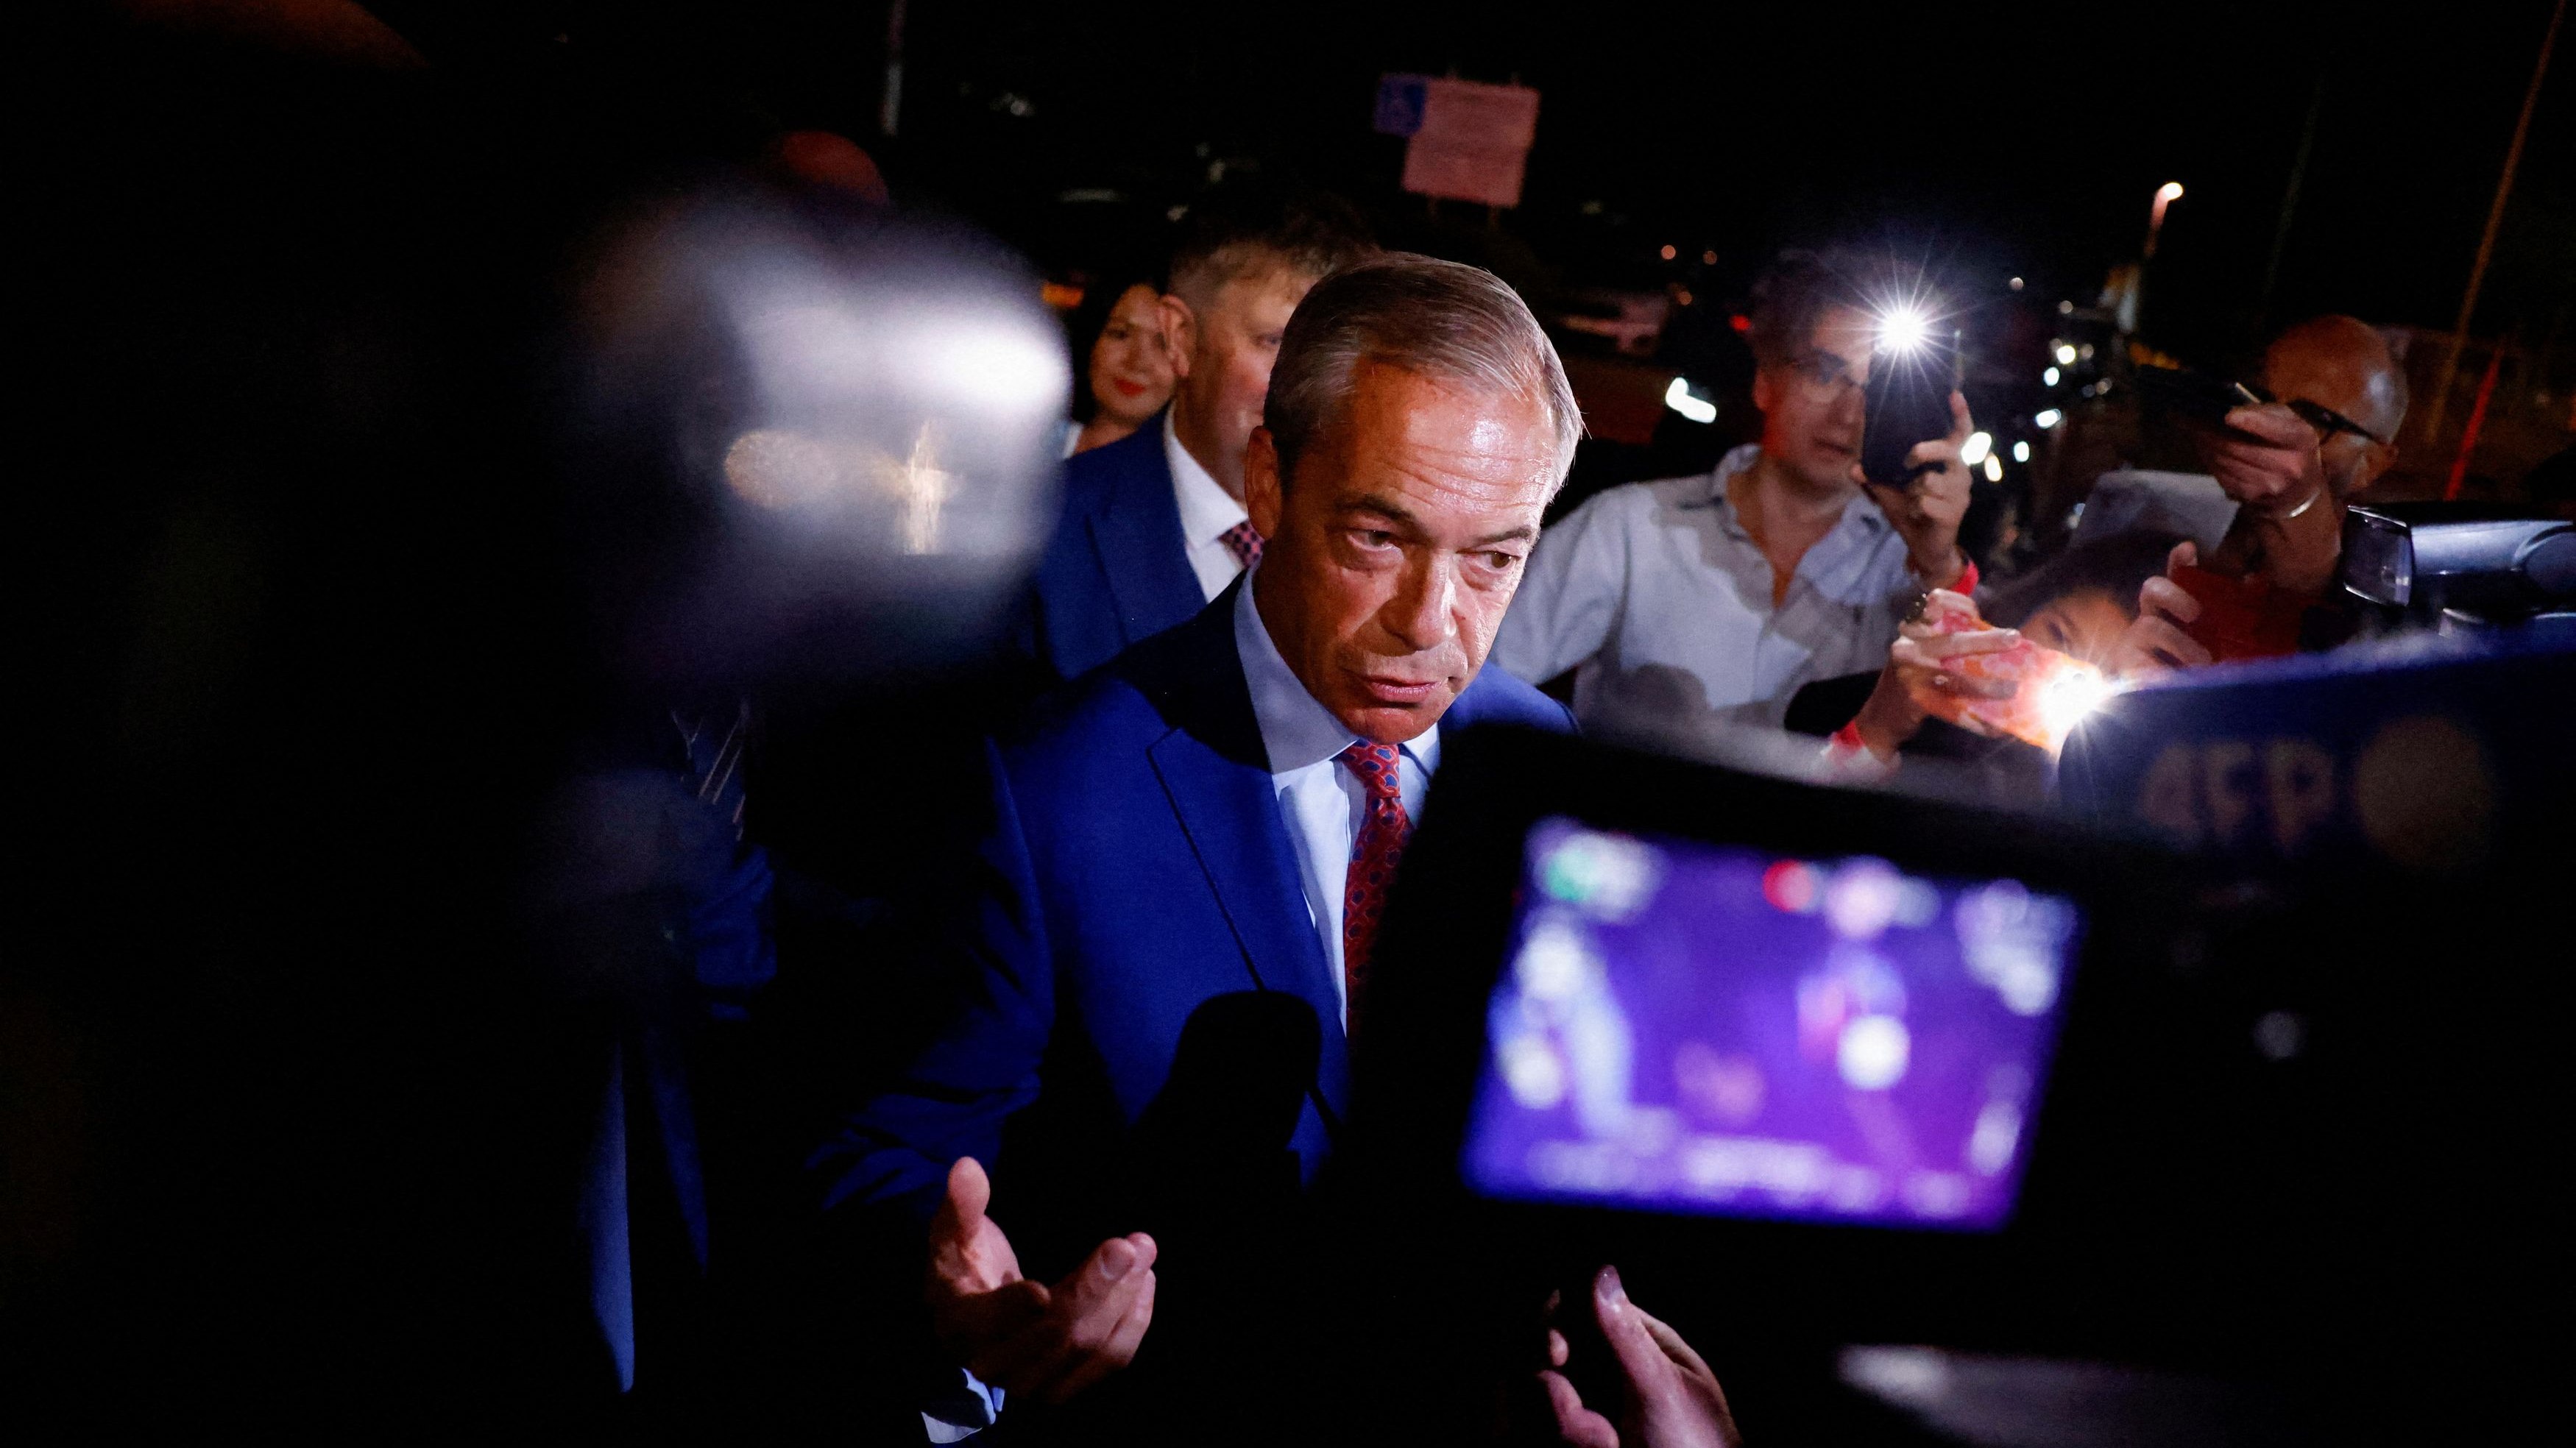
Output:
[
  {"xmin": 2106, "ymin": 315, "xmax": 2410, "ymax": 670},
  {"xmin": 1493, "ymin": 247, "xmax": 1977, "ymax": 742}
]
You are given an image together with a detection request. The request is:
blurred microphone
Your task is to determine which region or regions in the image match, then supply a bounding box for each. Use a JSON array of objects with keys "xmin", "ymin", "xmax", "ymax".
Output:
[{"xmin": 563, "ymin": 186, "xmax": 1070, "ymax": 691}]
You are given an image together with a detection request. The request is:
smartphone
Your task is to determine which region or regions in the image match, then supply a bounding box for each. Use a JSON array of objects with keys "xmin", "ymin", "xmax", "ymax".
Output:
[
  {"xmin": 1911, "ymin": 590, "xmax": 2113, "ymax": 753},
  {"xmin": 2133, "ymin": 365, "xmax": 2269, "ymax": 429},
  {"xmin": 2169, "ymin": 564, "xmax": 2307, "ymax": 661},
  {"xmin": 1860, "ymin": 327, "xmax": 1961, "ymax": 489}
]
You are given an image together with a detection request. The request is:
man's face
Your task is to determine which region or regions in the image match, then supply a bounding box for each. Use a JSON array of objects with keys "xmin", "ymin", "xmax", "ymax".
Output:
[
  {"xmin": 1749, "ymin": 303, "xmax": 1875, "ymax": 494},
  {"xmin": 1164, "ymin": 263, "xmax": 1317, "ymax": 492},
  {"xmin": 2262, "ymin": 333, "xmax": 2405, "ymax": 502},
  {"xmin": 1245, "ymin": 361, "xmax": 1559, "ymax": 745}
]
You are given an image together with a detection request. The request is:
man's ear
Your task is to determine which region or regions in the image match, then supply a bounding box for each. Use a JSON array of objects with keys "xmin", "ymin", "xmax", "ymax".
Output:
[
  {"xmin": 1749, "ymin": 365, "xmax": 1777, "ymax": 417},
  {"xmin": 1159, "ymin": 294, "xmax": 1197, "ymax": 381},
  {"xmin": 1245, "ymin": 427, "xmax": 1284, "ymax": 540}
]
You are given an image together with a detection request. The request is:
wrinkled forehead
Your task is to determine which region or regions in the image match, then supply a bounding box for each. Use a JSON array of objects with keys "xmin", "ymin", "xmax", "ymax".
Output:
[{"xmin": 1314, "ymin": 363, "xmax": 1561, "ymax": 506}]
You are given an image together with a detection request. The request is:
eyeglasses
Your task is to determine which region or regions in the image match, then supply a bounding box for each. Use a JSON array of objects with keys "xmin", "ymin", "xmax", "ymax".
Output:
[
  {"xmin": 1783, "ymin": 351, "xmax": 1864, "ymax": 401},
  {"xmin": 2283, "ymin": 398, "xmax": 2391, "ymax": 448}
]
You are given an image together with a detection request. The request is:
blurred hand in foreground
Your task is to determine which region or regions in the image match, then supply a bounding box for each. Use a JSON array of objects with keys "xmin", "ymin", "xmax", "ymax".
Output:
[{"xmin": 1537, "ymin": 1266, "xmax": 1741, "ymax": 1448}]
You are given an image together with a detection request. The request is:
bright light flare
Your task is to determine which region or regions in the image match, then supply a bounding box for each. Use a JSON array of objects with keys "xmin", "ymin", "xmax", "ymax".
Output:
[
  {"xmin": 2012, "ymin": 440, "xmax": 2031, "ymax": 463},
  {"xmin": 1959, "ymin": 430, "xmax": 1993, "ymax": 466},
  {"xmin": 2042, "ymin": 366, "xmax": 2061, "ymax": 387},
  {"xmin": 1664, "ymin": 376, "xmax": 1717, "ymax": 425},
  {"xmin": 2035, "ymin": 408, "xmax": 2064, "ymax": 429},
  {"xmin": 2053, "ymin": 343, "xmax": 2078, "ymax": 366},
  {"xmin": 1876, "ymin": 306, "xmax": 1931, "ymax": 355},
  {"xmin": 1983, "ymin": 455, "xmax": 2004, "ymax": 483},
  {"xmin": 2037, "ymin": 664, "xmax": 2123, "ymax": 747},
  {"xmin": 2156, "ymin": 181, "xmax": 2185, "ymax": 203}
]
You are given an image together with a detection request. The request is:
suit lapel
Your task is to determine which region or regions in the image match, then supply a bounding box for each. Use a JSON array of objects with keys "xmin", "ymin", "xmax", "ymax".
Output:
[
  {"xmin": 1087, "ymin": 429, "xmax": 1204, "ymax": 649},
  {"xmin": 1139, "ymin": 605, "xmax": 1353, "ymax": 1132}
]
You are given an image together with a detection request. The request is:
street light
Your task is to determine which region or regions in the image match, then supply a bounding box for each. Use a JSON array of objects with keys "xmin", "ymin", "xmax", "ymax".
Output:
[{"xmin": 2145, "ymin": 181, "xmax": 2184, "ymax": 259}]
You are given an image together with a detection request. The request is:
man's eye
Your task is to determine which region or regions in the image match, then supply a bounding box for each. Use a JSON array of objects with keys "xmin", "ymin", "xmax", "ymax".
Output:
[
  {"xmin": 1482, "ymin": 552, "xmax": 1523, "ymax": 571},
  {"xmin": 1352, "ymin": 529, "xmax": 1395, "ymax": 549}
]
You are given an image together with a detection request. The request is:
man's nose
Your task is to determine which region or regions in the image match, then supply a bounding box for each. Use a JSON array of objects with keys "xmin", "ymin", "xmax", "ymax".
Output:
[{"xmin": 1380, "ymin": 555, "xmax": 1457, "ymax": 655}]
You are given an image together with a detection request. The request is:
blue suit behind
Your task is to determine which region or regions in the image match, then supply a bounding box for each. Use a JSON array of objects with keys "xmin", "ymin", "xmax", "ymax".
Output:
[
  {"xmin": 1021, "ymin": 419, "xmax": 1206, "ymax": 685},
  {"xmin": 821, "ymin": 581, "xmax": 1571, "ymax": 1294}
]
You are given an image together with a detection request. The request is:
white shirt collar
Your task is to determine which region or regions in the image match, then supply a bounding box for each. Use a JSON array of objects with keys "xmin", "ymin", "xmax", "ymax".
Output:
[
  {"xmin": 1233, "ymin": 576, "xmax": 1440, "ymax": 777},
  {"xmin": 1164, "ymin": 408, "xmax": 1249, "ymax": 546},
  {"xmin": 1706, "ymin": 441, "xmax": 1890, "ymax": 540}
]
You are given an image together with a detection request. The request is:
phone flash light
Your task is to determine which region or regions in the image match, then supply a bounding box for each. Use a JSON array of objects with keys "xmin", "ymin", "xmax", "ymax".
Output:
[{"xmin": 1877, "ymin": 307, "xmax": 1931, "ymax": 355}]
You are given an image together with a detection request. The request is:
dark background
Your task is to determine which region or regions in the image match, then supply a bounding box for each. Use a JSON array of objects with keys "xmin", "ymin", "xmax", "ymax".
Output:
[{"xmin": 363, "ymin": 0, "xmax": 2576, "ymax": 366}]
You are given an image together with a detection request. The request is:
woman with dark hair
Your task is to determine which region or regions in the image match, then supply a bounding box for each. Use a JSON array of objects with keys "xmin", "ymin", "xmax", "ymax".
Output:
[{"xmin": 1062, "ymin": 269, "xmax": 1176, "ymax": 455}]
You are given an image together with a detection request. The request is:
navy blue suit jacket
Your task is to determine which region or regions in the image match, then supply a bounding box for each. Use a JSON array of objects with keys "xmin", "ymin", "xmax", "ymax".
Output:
[
  {"xmin": 1022, "ymin": 419, "xmax": 1206, "ymax": 685},
  {"xmin": 823, "ymin": 582, "xmax": 1574, "ymax": 1260}
]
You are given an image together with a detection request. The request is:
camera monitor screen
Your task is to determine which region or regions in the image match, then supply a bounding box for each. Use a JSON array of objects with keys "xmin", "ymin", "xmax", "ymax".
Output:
[{"xmin": 1462, "ymin": 817, "xmax": 2084, "ymax": 1231}]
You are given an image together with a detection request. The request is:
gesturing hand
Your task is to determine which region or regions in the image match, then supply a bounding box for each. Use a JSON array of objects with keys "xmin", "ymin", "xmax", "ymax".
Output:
[
  {"xmin": 925, "ymin": 1157, "xmax": 1158, "ymax": 1405},
  {"xmin": 1859, "ymin": 389, "xmax": 1975, "ymax": 588},
  {"xmin": 2105, "ymin": 540, "xmax": 2213, "ymax": 678},
  {"xmin": 1538, "ymin": 1266, "xmax": 1741, "ymax": 1448}
]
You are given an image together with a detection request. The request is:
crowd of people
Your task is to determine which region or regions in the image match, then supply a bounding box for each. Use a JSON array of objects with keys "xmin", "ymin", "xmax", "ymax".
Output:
[
  {"xmin": 555, "ymin": 174, "xmax": 2505, "ymax": 1444},
  {"xmin": 24, "ymin": 25, "xmax": 2562, "ymax": 1432}
]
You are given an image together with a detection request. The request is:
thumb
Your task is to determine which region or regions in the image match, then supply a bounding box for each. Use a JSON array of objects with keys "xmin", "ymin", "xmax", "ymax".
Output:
[
  {"xmin": 1593, "ymin": 1266, "xmax": 1668, "ymax": 1392},
  {"xmin": 2166, "ymin": 539, "xmax": 2198, "ymax": 578},
  {"xmin": 933, "ymin": 1157, "xmax": 991, "ymax": 1243}
]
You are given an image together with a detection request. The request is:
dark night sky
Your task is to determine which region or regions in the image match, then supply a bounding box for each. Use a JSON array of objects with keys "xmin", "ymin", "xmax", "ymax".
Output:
[{"xmin": 377, "ymin": 1, "xmax": 2576, "ymax": 363}]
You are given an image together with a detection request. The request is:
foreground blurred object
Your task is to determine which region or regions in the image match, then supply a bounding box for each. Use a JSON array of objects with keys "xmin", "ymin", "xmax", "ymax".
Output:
[
  {"xmin": 1536, "ymin": 1266, "xmax": 1742, "ymax": 1448},
  {"xmin": 1337, "ymin": 725, "xmax": 2570, "ymax": 1443},
  {"xmin": 567, "ymin": 193, "xmax": 1069, "ymax": 690},
  {"xmin": 2340, "ymin": 502, "xmax": 2576, "ymax": 632},
  {"xmin": 541, "ymin": 182, "xmax": 1068, "ymax": 1409}
]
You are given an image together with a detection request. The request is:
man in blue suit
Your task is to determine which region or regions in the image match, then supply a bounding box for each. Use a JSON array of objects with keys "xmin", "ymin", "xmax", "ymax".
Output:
[
  {"xmin": 821, "ymin": 255, "xmax": 1584, "ymax": 1437},
  {"xmin": 1022, "ymin": 187, "xmax": 1375, "ymax": 684}
]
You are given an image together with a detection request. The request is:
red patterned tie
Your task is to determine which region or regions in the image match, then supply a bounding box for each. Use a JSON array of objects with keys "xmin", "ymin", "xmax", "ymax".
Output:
[
  {"xmin": 1218, "ymin": 520, "xmax": 1264, "ymax": 572},
  {"xmin": 1338, "ymin": 741, "xmax": 1412, "ymax": 1032}
]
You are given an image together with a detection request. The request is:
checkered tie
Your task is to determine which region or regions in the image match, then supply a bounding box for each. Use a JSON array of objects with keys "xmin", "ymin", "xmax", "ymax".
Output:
[
  {"xmin": 1338, "ymin": 741, "xmax": 1412, "ymax": 1032},
  {"xmin": 1219, "ymin": 520, "xmax": 1264, "ymax": 572}
]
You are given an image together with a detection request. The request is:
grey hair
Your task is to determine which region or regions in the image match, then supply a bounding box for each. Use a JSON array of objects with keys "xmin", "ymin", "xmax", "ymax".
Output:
[{"xmin": 1264, "ymin": 253, "xmax": 1582, "ymax": 491}]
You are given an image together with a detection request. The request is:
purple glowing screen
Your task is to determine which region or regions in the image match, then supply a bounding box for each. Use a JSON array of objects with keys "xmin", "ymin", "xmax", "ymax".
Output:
[{"xmin": 1462, "ymin": 818, "xmax": 2082, "ymax": 1231}]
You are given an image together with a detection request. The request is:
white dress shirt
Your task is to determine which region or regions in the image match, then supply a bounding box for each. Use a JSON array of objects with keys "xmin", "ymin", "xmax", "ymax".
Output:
[
  {"xmin": 1490, "ymin": 443, "xmax": 1924, "ymax": 742},
  {"xmin": 1166, "ymin": 410, "xmax": 1253, "ymax": 603},
  {"xmin": 1234, "ymin": 575, "xmax": 1436, "ymax": 1029}
]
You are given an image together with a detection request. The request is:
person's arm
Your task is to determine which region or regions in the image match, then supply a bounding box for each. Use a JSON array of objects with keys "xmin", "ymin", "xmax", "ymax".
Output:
[
  {"xmin": 2201, "ymin": 403, "xmax": 2339, "ymax": 595},
  {"xmin": 1490, "ymin": 489, "xmax": 1633, "ymax": 687},
  {"xmin": 1860, "ymin": 391, "xmax": 1977, "ymax": 590},
  {"xmin": 815, "ymin": 740, "xmax": 1159, "ymax": 1428}
]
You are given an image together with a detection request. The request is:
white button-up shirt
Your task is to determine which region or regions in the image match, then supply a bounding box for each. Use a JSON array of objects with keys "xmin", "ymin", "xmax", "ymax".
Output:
[
  {"xmin": 1234, "ymin": 574, "xmax": 1435, "ymax": 1029},
  {"xmin": 1491, "ymin": 443, "xmax": 1924, "ymax": 742},
  {"xmin": 1165, "ymin": 410, "xmax": 1253, "ymax": 603}
]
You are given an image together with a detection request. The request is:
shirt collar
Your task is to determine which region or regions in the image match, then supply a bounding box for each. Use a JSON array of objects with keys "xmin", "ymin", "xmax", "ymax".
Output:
[
  {"xmin": 1164, "ymin": 409, "xmax": 1250, "ymax": 545},
  {"xmin": 1232, "ymin": 578, "xmax": 1440, "ymax": 777},
  {"xmin": 1704, "ymin": 442, "xmax": 1892, "ymax": 542}
]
